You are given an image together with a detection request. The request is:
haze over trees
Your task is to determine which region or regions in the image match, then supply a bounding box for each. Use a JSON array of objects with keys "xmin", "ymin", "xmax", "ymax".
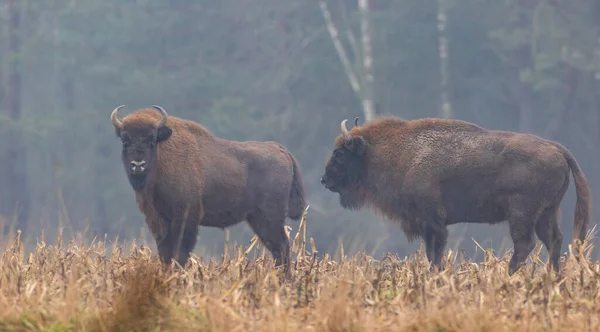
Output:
[{"xmin": 0, "ymin": 0, "xmax": 598, "ymax": 261}]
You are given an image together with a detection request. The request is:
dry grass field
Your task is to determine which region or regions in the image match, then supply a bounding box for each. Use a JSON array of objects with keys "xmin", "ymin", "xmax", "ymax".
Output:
[{"xmin": 1, "ymin": 211, "xmax": 600, "ymax": 332}]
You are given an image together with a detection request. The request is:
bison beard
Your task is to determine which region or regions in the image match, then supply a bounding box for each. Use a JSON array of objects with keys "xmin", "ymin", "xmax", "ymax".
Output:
[
  {"xmin": 110, "ymin": 105, "xmax": 307, "ymax": 276},
  {"xmin": 128, "ymin": 174, "xmax": 147, "ymax": 191},
  {"xmin": 338, "ymin": 188, "xmax": 365, "ymax": 210},
  {"xmin": 321, "ymin": 116, "xmax": 591, "ymax": 276}
]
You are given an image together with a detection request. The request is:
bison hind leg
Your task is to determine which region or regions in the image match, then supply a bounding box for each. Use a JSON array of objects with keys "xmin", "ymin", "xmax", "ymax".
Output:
[
  {"xmin": 534, "ymin": 206, "xmax": 563, "ymax": 274},
  {"xmin": 507, "ymin": 197, "xmax": 541, "ymax": 276},
  {"xmin": 423, "ymin": 224, "xmax": 448, "ymax": 272},
  {"xmin": 246, "ymin": 213, "xmax": 291, "ymax": 277}
]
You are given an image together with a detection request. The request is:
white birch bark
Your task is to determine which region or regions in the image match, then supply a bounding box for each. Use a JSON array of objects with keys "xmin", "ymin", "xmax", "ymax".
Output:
[
  {"xmin": 319, "ymin": 0, "xmax": 376, "ymax": 121},
  {"xmin": 359, "ymin": 0, "xmax": 375, "ymax": 121},
  {"xmin": 437, "ymin": 0, "xmax": 453, "ymax": 118},
  {"xmin": 319, "ymin": 0, "xmax": 361, "ymax": 94}
]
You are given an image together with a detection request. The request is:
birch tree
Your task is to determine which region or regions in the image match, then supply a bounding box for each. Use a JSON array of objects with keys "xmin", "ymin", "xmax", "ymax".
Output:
[
  {"xmin": 319, "ymin": 0, "xmax": 375, "ymax": 121},
  {"xmin": 437, "ymin": 0, "xmax": 453, "ymax": 118}
]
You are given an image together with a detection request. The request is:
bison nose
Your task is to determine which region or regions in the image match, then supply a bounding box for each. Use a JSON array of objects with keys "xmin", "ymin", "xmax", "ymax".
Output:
[
  {"xmin": 320, "ymin": 176, "xmax": 328, "ymax": 187},
  {"xmin": 130, "ymin": 160, "xmax": 146, "ymax": 172}
]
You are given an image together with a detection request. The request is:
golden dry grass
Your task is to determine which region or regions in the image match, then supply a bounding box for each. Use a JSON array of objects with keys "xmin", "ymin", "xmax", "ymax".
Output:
[{"xmin": 1, "ymin": 210, "xmax": 600, "ymax": 332}]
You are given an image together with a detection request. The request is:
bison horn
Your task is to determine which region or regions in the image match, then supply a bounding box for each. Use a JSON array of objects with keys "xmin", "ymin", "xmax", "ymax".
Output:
[
  {"xmin": 340, "ymin": 119, "xmax": 350, "ymax": 139},
  {"xmin": 111, "ymin": 105, "xmax": 125, "ymax": 129},
  {"xmin": 152, "ymin": 105, "xmax": 168, "ymax": 128},
  {"xmin": 354, "ymin": 117, "xmax": 360, "ymax": 128}
]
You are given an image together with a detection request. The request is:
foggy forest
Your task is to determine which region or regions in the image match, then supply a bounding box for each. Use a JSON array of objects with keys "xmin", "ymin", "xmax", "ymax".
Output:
[{"xmin": 1, "ymin": 0, "xmax": 599, "ymax": 262}]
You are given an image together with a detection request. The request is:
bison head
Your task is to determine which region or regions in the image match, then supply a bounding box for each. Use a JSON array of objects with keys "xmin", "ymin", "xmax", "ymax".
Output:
[
  {"xmin": 321, "ymin": 118, "xmax": 368, "ymax": 210},
  {"xmin": 110, "ymin": 105, "xmax": 173, "ymax": 191}
]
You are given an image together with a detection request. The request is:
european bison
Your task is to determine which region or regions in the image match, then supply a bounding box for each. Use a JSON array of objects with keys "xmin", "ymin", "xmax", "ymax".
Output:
[
  {"xmin": 110, "ymin": 105, "xmax": 307, "ymax": 273},
  {"xmin": 320, "ymin": 116, "xmax": 591, "ymax": 275}
]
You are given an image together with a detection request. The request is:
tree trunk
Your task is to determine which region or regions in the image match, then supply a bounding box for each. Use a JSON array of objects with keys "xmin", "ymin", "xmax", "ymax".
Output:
[
  {"xmin": 436, "ymin": 0, "xmax": 452, "ymax": 118},
  {"xmin": 319, "ymin": 0, "xmax": 376, "ymax": 122},
  {"xmin": 358, "ymin": 0, "xmax": 375, "ymax": 121},
  {"xmin": 3, "ymin": 0, "xmax": 30, "ymax": 231}
]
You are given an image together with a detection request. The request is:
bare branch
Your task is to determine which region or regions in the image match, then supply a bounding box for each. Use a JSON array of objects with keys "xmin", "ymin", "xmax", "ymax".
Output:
[
  {"xmin": 336, "ymin": 0, "xmax": 360, "ymax": 68},
  {"xmin": 318, "ymin": 0, "xmax": 361, "ymax": 94},
  {"xmin": 319, "ymin": 0, "xmax": 376, "ymax": 121}
]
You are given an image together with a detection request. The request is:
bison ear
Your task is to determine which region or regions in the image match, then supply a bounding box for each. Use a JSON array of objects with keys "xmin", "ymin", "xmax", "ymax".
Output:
[
  {"xmin": 157, "ymin": 126, "xmax": 173, "ymax": 142},
  {"xmin": 113, "ymin": 127, "xmax": 122, "ymax": 138},
  {"xmin": 343, "ymin": 136, "xmax": 366, "ymax": 156}
]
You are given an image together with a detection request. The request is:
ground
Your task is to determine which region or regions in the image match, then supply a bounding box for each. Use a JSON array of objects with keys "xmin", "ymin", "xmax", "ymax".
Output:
[{"xmin": 0, "ymin": 214, "xmax": 599, "ymax": 332}]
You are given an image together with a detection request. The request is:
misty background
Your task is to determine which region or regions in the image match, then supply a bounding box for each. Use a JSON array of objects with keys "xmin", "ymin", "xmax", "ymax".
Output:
[{"xmin": 0, "ymin": 0, "xmax": 598, "ymax": 262}]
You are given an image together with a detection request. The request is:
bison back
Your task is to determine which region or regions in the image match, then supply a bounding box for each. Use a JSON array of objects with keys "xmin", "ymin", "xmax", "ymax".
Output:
[{"xmin": 394, "ymin": 130, "xmax": 569, "ymax": 224}]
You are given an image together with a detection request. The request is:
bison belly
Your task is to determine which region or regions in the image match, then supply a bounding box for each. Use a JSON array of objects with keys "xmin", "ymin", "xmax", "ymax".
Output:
[
  {"xmin": 440, "ymin": 180, "xmax": 508, "ymax": 225},
  {"xmin": 200, "ymin": 210, "xmax": 246, "ymax": 229}
]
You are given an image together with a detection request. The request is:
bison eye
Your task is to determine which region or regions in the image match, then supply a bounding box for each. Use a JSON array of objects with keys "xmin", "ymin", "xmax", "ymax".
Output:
[
  {"xmin": 333, "ymin": 148, "xmax": 344, "ymax": 158},
  {"xmin": 333, "ymin": 149, "xmax": 347, "ymax": 162}
]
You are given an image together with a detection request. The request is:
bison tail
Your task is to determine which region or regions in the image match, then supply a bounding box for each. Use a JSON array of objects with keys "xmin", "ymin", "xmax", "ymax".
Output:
[
  {"xmin": 288, "ymin": 153, "xmax": 307, "ymax": 221},
  {"xmin": 559, "ymin": 144, "xmax": 592, "ymax": 242}
]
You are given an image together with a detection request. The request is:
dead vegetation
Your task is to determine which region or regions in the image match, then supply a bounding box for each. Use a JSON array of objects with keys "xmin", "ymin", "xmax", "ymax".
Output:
[{"xmin": 1, "ymin": 210, "xmax": 600, "ymax": 332}]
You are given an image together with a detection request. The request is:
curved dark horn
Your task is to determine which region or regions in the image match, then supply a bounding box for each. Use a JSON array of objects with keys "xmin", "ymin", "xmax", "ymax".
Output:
[
  {"xmin": 354, "ymin": 117, "xmax": 360, "ymax": 127},
  {"xmin": 111, "ymin": 105, "xmax": 125, "ymax": 129},
  {"xmin": 340, "ymin": 119, "xmax": 350, "ymax": 139},
  {"xmin": 152, "ymin": 105, "xmax": 168, "ymax": 128}
]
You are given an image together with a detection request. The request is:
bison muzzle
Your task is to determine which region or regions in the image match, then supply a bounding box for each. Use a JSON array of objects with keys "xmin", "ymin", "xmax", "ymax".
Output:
[
  {"xmin": 321, "ymin": 116, "xmax": 591, "ymax": 276},
  {"xmin": 111, "ymin": 105, "xmax": 307, "ymax": 275}
]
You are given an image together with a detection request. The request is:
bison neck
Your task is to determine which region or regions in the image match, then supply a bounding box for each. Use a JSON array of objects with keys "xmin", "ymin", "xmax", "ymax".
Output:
[
  {"xmin": 361, "ymin": 180, "xmax": 426, "ymax": 242},
  {"xmin": 359, "ymin": 157, "xmax": 423, "ymax": 240}
]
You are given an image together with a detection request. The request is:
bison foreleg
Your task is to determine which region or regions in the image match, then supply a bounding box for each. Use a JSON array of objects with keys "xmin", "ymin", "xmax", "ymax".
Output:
[
  {"xmin": 156, "ymin": 235, "xmax": 174, "ymax": 267},
  {"xmin": 156, "ymin": 221, "xmax": 199, "ymax": 268},
  {"xmin": 423, "ymin": 224, "xmax": 448, "ymax": 271},
  {"xmin": 174, "ymin": 222, "xmax": 199, "ymax": 267}
]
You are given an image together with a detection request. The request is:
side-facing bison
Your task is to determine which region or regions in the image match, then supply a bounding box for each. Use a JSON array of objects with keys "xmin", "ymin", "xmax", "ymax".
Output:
[
  {"xmin": 110, "ymin": 105, "xmax": 307, "ymax": 274},
  {"xmin": 320, "ymin": 115, "xmax": 591, "ymax": 275}
]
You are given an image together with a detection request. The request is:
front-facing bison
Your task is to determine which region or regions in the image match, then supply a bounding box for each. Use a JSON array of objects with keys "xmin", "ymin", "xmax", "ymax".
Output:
[
  {"xmin": 321, "ymin": 116, "xmax": 591, "ymax": 275},
  {"xmin": 111, "ymin": 105, "xmax": 307, "ymax": 275}
]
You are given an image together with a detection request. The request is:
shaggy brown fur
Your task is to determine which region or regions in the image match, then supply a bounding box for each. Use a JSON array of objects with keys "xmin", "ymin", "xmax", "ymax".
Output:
[
  {"xmin": 320, "ymin": 115, "xmax": 591, "ymax": 275},
  {"xmin": 110, "ymin": 105, "xmax": 307, "ymax": 274}
]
